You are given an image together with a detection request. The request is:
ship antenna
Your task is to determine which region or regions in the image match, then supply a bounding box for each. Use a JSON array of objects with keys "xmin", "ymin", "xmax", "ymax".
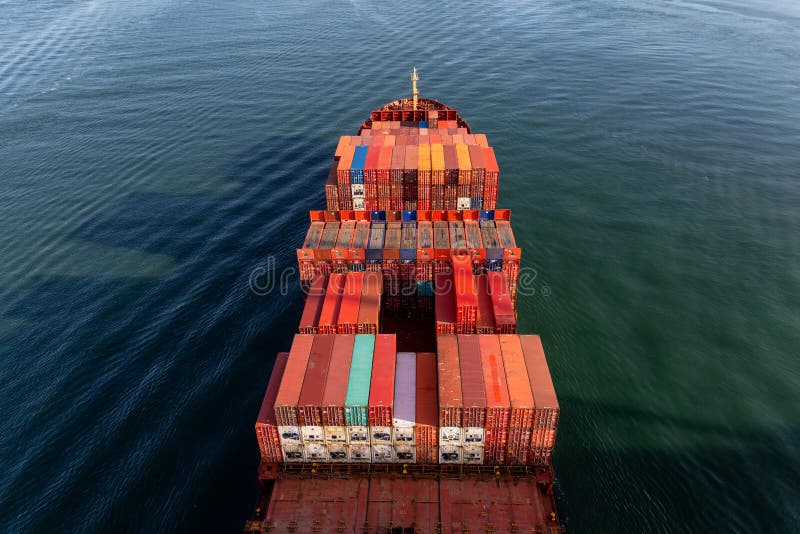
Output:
[{"xmin": 411, "ymin": 67, "xmax": 420, "ymax": 111}]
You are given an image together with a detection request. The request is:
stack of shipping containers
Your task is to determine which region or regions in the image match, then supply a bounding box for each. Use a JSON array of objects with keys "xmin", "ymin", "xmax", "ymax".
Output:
[{"xmin": 257, "ymin": 113, "xmax": 562, "ymax": 483}]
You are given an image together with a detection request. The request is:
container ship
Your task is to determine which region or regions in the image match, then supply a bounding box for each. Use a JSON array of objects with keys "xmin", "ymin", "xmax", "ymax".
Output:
[{"xmin": 245, "ymin": 70, "xmax": 563, "ymax": 533}]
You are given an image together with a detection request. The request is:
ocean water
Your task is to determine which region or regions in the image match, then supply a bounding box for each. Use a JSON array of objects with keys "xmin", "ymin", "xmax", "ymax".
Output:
[{"xmin": 1, "ymin": 0, "xmax": 799, "ymax": 531}]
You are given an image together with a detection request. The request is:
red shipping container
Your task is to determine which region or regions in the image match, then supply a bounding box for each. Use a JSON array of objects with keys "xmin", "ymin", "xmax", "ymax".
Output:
[
  {"xmin": 458, "ymin": 334, "xmax": 486, "ymax": 429},
  {"xmin": 482, "ymin": 147, "xmax": 499, "ymax": 209},
  {"xmin": 377, "ymin": 145, "xmax": 393, "ymax": 196},
  {"xmin": 453, "ymin": 254, "xmax": 477, "ymax": 333},
  {"xmin": 467, "ymin": 144, "xmax": 485, "ymax": 200},
  {"xmin": 320, "ymin": 334, "xmax": 355, "ymax": 427},
  {"xmin": 255, "ymin": 351, "xmax": 289, "ymax": 462},
  {"xmin": 434, "ymin": 271, "xmax": 456, "ymax": 334},
  {"xmin": 368, "ymin": 334, "xmax": 397, "ymax": 427},
  {"xmin": 499, "ymin": 335, "xmax": 534, "ymax": 464},
  {"xmin": 337, "ymin": 272, "xmax": 364, "ymax": 334},
  {"xmin": 519, "ymin": 335, "xmax": 560, "ymax": 466},
  {"xmin": 415, "ymin": 352, "xmax": 439, "ymax": 463},
  {"xmin": 443, "ymin": 145, "xmax": 458, "ymax": 187},
  {"xmin": 488, "ymin": 271, "xmax": 516, "ymax": 334},
  {"xmin": 298, "ymin": 274, "xmax": 327, "ymax": 334},
  {"xmin": 364, "ymin": 145, "xmax": 380, "ymax": 185},
  {"xmin": 297, "ymin": 334, "xmax": 335, "ymax": 427},
  {"xmin": 317, "ymin": 273, "xmax": 345, "ymax": 334},
  {"xmin": 436, "ymin": 335, "xmax": 463, "ymax": 429},
  {"xmin": 273, "ymin": 334, "xmax": 315, "ymax": 426},
  {"xmin": 334, "ymin": 136, "xmax": 351, "ymax": 159},
  {"xmin": 475, "ymin": 274, "xmax": 496, "ymax": 334},
  {"xmin": 357, "ymin": 270, "xmax": 382, "ymax": 334},
  {"xmin": 324, "ymin": 163, "xmax": 338, "ymax": 211},
  {"xmin": 337, "ymin": 145, "xmax": 356, "ymax": 183},
  {"xmin": 478, "ymin": 335, "xmax": 511, "ymax": 464}
]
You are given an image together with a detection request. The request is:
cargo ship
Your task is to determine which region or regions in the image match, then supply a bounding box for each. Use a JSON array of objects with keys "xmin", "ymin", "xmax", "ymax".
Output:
[{"xmin": 245, "ymin": 70, "xmax": 563, "ymax": 533}]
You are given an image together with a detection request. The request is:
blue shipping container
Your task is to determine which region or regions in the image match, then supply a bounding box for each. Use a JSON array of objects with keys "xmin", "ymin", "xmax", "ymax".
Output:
[{"xmin": 350, "ymin": 146, "xmax": 368, "ymax": 184}]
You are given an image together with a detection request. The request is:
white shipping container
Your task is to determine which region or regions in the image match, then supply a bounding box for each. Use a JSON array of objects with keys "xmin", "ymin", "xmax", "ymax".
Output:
[
  {"xmin": 304, "ymin": 442, "xmax": 328, "ymax": 462},
  {"xmin": 278, "ymin": 425, "xmax": 302, "ymax": 446},
  {"xmin": 353, "ymin": 198, "xmax": 365, "ymax": 210},
  {"xmin": 457, "ymin": 197, "xmax": 471, "ymax": 210},
  {"xmin": 324, "ymin": 426, "xmax": 348, "ymax": 444},
  {"xmin": 282, "ymin": 444, "xmax": 305, "ymax": 463},
  {"xmin": 463, "ymin": 427, "xmax": 485, "ymax": 446},
  {"xmin": 439, "ymin": 445, "xmax": 462, "ymax": 464},
  {"xmin": 347, "ymin": 426, "xmax": 369, "ymax": 443},
  {"xmin": 371, "ymin": 426, "xmax": 393, "ymax": 444},
  {"xmin": 348, "ymin": 443, "xmax": 371, "ymax": 463},
  {"xmin": 439, "ymin": 427, "xmax": 462, "ymax": 446},
  {"xmin": 371, "ymin": 444, "xmax": 394, "ymax": 463},
  {"xmin": 301, "ymin": 425, "xmax": 324, "ymax": 442},
  {"xmin": 327, "ymin": 443, "xmax": 348, "ymax": 462},
  {"xmin": 394, "ymin": 445, "xmax": 416, "ymax": 463},
  {"xmin": 393, "ymin": 352, "xmax": 416, "ymax": 446},
  {"xmin": 463, "ymin": 445, "xmax": 484, "ymax": 465}
]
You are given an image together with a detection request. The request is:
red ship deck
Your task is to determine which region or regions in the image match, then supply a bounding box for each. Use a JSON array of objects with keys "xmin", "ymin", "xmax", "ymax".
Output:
[{"xmin": 247, "ymin": 468, "xmax": 562, "ymax": 534}]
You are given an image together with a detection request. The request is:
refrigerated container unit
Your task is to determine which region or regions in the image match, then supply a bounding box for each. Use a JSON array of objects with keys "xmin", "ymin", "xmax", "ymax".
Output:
[
  {"xmin": 344, "ymin": 334, "xmax": 376, "ymax": 458},
  {"xmin": 393, "ymin": 352, "xmax": 416, "ymax": 451},
  {"xmin": 436, "ymin": 335, "xmax": 463, "ymax": 463},
  {"xmin": 321, "ymin": 335, "xmax": 355, "ymax": 449},
  {"xmin": 368, "ymin": 335, "xmax": 397, "ymax": 462},
  {"xmin": 458, "ymin": 335, "xmax": 487, "ymax": 454},
  {"xmin": 297, "ymin": 335, "xmax": 334, "ymax": 447},
  {"xmin": 273, "ymin": 335, "xmax": 315, "ymax": 461}
]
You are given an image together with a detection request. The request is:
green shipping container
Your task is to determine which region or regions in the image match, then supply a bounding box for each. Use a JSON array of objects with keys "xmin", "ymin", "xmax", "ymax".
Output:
[{"xmin": 345, "ymin": 334, "xmax": 375, "ymax": 426}]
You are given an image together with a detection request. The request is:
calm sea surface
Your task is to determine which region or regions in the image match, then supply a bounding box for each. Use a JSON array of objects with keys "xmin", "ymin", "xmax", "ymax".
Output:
[{"xmin": 1, "ymin": 0, "xmax": 799, "ymax": 532}]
